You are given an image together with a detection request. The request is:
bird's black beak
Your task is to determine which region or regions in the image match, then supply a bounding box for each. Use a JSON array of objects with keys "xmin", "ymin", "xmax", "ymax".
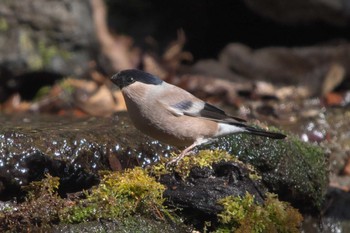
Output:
[{"xmin": 111, "ymin": 72, "xmax": 125, "ymax": 89}]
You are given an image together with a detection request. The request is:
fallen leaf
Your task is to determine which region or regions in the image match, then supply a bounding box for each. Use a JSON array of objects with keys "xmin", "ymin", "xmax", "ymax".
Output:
[{"xmin": 325, "ymin": 92, "xmax": 343, "ymax": 106}]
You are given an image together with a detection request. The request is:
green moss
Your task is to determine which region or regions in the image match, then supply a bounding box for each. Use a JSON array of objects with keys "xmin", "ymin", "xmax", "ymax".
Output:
[
  {"xmin": 33, "ymin": 85, "xmax": 53, "ymax": 100},
  {"xmin": 61, "ymin": 167, "xmax": 168, "ymax": 223},
  {"xmin": 18, "ymin": 30, "xmax": 41, "ymax": 70},
  {"xmin": 18, "ymin": 29, "xmax": 71, "ymax": 70},
  {"xmin": 58, "ymin": 79, "xmax": 76, "ymax": 95},
  {"xmin": 0, "ymin": 168, "xmax": 179, "ymax": 232},
  {"xmin": 55, "ymin": 215, "xmax": 189, "ymax": 233},
  {"xmin": 38, "ymin": 41, "xmax": 71, "ymax": 67},
  {"xmin": 0, "ymin": 17, "xmax": 8, "ymax": 31},
  {"xmin": 0, "ymin": 174, "xmax": 66, "ymax": 232},
  {"xmin": 24, "ymin": 173, "xmax": 60, "ymax": 196},
  {"xmin": 215, "ymin": 192, "xmax": 303, "ymax": 233},
  {"xmin": 210, "ymin": 130, "xmax": 328, "ymax": 210},
  {"xmin": 150, "ymin": 150, "xmax": 261, "ymax": 180},
  {"xmin": 33, "ymin": 78, "xmax": 77, "ymax": 101}
]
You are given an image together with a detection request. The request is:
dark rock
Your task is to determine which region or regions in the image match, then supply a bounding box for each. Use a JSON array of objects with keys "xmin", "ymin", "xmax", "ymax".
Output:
[
  {"xmin": 244, "ymin": 0, "xmax": 350, "ymax": 26},
  {"xmin": 0, "ymin": 113, "xmax": 174, "ymax": 200},
  {"xmin": 324, "ymin": 188, "xmax": 350, "ymax": 219},
  {"xmin": 301, "ymin": 188, "xmax": 350, "ymax": 232},
  {"xmin": 191, "ymin": 59, "xmax": 244, "ymax": 82},
  {"xmin": 160, "ymin": 161, "xmax": 266, "ymax": 228}
]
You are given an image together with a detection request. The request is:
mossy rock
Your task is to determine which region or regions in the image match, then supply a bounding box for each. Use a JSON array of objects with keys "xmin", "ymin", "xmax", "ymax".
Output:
[
  {"xmin": 207, "ymin": 133, "xmax": 328, "ymax": 211},
  {"xmin": 0, "ymin": 170, "xmax": 188, "ymax": 233},
  {"xmin": 151, "ymin": 150, "xmax": 303, "ymax": 232}
]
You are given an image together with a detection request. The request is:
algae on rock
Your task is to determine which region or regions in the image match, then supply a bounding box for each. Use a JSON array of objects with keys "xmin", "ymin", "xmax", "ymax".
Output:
[{"xmin": 208, "ymin": 133, "xmax": 328, "ymax": 211}]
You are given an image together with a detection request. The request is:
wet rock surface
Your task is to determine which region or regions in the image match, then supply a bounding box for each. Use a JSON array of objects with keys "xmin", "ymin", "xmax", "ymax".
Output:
[
  {"xmin": 0, "ymin": 112, "xmax": 327, "ymax": 208},
  {"xmin": 0, "ymin": 113, "xmax": 173, "ymax": 200},
  {"xmin": 0, "ymin": 107, "xmax": 342, "ymax": 231},
  {"xmin": 302, "ymin": 189, "xmax": 350, "ymax": 232}
]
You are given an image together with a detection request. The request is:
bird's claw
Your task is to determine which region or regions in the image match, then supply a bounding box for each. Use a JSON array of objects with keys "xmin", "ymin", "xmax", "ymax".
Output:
[{"xmin": 165, "ymin": 152, "xmax": 187, "ymax": 168}]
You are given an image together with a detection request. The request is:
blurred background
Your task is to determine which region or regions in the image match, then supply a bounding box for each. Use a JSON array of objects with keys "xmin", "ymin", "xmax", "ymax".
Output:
[{"xmin": 0, "ymin": 0, "xmax": 349, "ymax": 116}]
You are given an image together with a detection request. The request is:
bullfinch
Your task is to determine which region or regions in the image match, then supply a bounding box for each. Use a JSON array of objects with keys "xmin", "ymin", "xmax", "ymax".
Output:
[{"xmin": 111, "ymin": 69, "xmax": 286, "ymax": 164}]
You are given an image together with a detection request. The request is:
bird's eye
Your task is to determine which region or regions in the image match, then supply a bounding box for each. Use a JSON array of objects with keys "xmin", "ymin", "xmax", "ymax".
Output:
[{"xmin": 126, "ymin": 76, "xmax": 135, "ymax": 83}]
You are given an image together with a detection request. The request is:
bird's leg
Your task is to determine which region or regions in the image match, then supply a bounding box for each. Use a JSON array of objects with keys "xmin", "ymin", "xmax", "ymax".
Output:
[{"xmin": 167, "ymin": 142, "xmax": 198, "ymax": 166}]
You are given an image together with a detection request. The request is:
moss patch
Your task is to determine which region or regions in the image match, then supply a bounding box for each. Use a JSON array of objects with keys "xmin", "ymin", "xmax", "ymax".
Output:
[
  {"xmin": 0, "ymin": 17, "xmax": 8, "ymax": 31},
  {"xmin": 215, "ymin": 192, "xmax": 303, "ymax": 233},
  {"xmin": 61, "ymin": 167, "xmax": 168, "ymax": 223},
  {"xmin": 0, "ymin": 174, "xmax": 67, "ymax": 232},
  {"xmin": 150, "ymin": 150, "xmax": 261, "ymax": 180},
  {"xmin": 18, "ymin": 28, "xmax": 71, "ymax": 71}
]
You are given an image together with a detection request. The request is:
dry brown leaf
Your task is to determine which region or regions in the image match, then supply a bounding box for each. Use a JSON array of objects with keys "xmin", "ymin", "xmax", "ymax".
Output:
[
  {"xmin": 2, "ymin": 93, "xmax": 31, "ymax": 113},
  {"xmin": 322, "ymin": 63, "xmax": 345, "ymax": 96},
  {"xmin": 343, "ymin": 157, "xmax": 350, "ymax": 176},
  {"xmin": 143, "ymin": 53, "xmax": 168, "ymax": 80},
  {"xmin": 65, "ymin": 79, "xmax": 123, "ymax": 116},
  {"xmin": 162, "ymin": 29, "xmax": 193, "ymax": 69},
  {"xmin": 324, "ymin": 92, "xmax": 344, "ymax": 106},
  {"xmin": 91, "ymin": 0, "xmax": 140, "ymax": 71}
]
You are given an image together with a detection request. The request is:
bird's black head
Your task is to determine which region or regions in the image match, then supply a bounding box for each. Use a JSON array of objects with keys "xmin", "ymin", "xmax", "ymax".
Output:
[{"xmin": 111, "ymin": 69, "xmax": 163, "ymax": 89}]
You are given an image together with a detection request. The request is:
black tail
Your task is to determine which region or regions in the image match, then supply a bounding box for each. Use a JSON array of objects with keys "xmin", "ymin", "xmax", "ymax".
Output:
[{"xmin": 244, "ymin": 126, "xmax": 286, "ymax": 139}]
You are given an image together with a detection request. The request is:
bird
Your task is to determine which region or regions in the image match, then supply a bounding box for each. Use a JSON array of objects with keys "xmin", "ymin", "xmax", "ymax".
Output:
[{"xmin": 111, "ymin": 69, "xmax": 286, "ymax": 164}]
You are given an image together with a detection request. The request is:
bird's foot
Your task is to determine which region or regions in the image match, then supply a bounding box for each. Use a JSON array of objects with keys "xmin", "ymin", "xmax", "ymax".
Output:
[
  {"xmin": 166, "ymin": 150, "xmax": 198, "ymax": 168},
  {"xmin": 166, "ymin": 153, "xmax": 186, "ymax": 167},
  {"xmin": 166, "ymin": 143, "xmax": 198, "ymax": 167}
]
